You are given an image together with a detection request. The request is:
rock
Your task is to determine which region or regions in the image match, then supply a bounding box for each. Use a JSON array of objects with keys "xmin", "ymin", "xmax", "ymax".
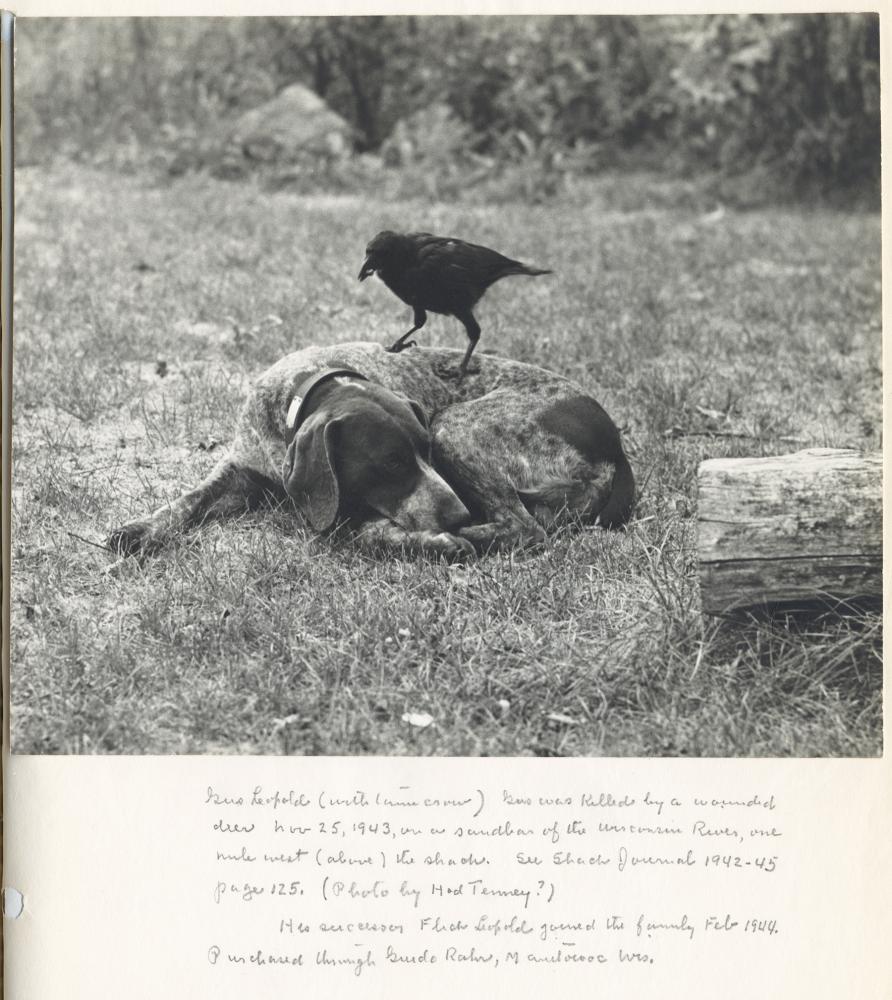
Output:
[
  {"xmin": 381, "ymin": 102, "xmax": 473, "ymax": 167},
  {"xmin": 225, "ymin": 83, "xmax": 354, "ymax": 170}
]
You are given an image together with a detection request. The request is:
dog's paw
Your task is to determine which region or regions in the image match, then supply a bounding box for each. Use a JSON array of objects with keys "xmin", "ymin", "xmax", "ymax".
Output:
[
  {"xmin": 426, "ymin": 531, "xmax": 475, "ymax": 561},
  {"xmin": 456, "ymin": 524, "xmax": 501, "ymax": 553},
  {"xmin": 106, "ymin": 520, "xmax": 161, "ymax": 557},
  {"xmin": 458, "ymin": 522, "xmax": 545, "ymax": 553}
]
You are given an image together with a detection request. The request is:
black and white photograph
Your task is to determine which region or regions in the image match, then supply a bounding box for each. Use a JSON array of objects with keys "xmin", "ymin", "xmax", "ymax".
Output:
[{"xmin": 8, "ymin": 13, "xmax": 882, "ymax": 757}]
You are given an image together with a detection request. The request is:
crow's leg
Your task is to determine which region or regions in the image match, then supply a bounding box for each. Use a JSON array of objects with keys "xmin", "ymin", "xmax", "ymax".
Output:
[
  {"xmin": 387, "ymin": 307, "xmax": 427, "ymax": 353},
  {"xmin": 454, "ymin": 310, "xmax": 481, "ymax": 376}
]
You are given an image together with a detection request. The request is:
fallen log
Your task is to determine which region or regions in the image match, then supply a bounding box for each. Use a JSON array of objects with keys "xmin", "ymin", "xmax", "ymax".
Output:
[{"xmin": 697, "ymin": 448, "xmax": 882, "ymax": 615}]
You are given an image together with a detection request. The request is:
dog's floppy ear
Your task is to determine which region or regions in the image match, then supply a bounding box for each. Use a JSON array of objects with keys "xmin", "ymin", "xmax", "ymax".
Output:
[{"xmin": 282, "ymin": 412, "xmax": 342, "ymax": 532}]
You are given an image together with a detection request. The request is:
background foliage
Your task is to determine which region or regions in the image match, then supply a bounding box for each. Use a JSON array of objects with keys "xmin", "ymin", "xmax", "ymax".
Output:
[{"xmin": 16, "ymin": 14, "xmax": 880, "ymax": 203}]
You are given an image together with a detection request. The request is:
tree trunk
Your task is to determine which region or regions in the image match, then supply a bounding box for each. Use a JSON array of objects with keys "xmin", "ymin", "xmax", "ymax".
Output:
[{"xmin": 697, "ymin": 448, "xmax": 882, "ymax": 614}]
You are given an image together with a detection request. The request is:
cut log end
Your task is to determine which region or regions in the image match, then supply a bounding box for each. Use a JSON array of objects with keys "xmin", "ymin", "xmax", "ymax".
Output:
[{"xmin": 697, "ymin": 448, "xmax": 882, "ymax": 615}]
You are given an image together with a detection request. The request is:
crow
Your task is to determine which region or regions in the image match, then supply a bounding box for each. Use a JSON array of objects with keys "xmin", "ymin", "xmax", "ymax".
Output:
[{"xmin": 358, "ymin": 231, "xmax": 553, "ymax": 375}]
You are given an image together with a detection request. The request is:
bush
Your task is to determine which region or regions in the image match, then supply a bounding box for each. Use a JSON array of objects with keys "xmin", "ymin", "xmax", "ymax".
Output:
[
  {"xmin": 14, "ymin": 14, "xmax": 880, "ymax": 202},
  {"xmin": 666, "ymin": 14, "xmax": 880, "ymax": 199}
]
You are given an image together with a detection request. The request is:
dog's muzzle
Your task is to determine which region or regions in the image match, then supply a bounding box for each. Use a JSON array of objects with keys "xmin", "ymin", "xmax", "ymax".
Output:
[{"xmin": 389, "ymin": 461, "xmax": 471, "ymax": 534}]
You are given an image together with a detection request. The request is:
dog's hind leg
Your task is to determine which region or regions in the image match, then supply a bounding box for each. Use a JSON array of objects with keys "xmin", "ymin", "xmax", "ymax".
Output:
[
  {"xmin": 107, "ymin": 458, "xmax": 286, "ymax": 557},
  {"xmin": 431, "ymin": 406, "xmax": 546, "ymax": 553}
]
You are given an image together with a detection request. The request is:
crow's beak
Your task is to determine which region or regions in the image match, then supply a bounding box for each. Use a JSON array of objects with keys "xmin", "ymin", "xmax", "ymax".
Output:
[{"xmin": 358, "ymin": 258, "xmax": 374, "ymax": 281}]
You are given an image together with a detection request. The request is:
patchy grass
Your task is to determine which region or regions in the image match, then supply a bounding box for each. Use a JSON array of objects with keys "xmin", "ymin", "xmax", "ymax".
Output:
[{"xmin": 10, "ymin": 162, "xmax": 882, "ymax": 756}]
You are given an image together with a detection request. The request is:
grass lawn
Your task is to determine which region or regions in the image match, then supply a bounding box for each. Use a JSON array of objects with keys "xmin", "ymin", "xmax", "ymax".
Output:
[{"xmin": 10, "ymin": 162, "xmax": 882, "ymax": 756}]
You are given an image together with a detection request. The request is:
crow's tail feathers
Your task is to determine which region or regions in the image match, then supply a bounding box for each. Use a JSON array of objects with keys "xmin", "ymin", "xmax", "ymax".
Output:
[
  {"xmin": 597, "ymin": 451, "xmax": 636, "ymax": 529},
  {"xmin": 513, "ymin": 264, "xmax": 553, "ymax": 277}
]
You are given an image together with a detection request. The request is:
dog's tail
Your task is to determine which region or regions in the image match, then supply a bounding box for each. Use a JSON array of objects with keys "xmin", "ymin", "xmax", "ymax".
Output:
[{"xmin": 597, "ymin": 450, "xmax": 635, "ymax": 529}]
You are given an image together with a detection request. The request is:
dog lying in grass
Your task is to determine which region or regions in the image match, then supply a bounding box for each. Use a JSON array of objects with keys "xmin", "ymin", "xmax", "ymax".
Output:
[{"xmin": 108, "ymin": 342, "xmax": 634, "ymax": 559}]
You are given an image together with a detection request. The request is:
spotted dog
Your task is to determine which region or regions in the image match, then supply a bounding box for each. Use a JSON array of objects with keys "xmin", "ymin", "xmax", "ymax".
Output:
[{"xmin": 108, "ymin": 342, "xmax": 634, "ymax": 559}]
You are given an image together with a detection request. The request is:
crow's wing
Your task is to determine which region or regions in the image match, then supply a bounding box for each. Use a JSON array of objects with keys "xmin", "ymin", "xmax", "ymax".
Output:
[
  {"xmin": 414, "ymin": 234, "xmax": 519, "ymax": 276},
  {"xmin": 403, "ymin": 235, "xmax": 523, "ymax": 311}
]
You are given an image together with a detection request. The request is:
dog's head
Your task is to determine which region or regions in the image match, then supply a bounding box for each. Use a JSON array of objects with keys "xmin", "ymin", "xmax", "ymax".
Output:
[{"xmin": 282, "ymin": 381, "xmax": 470, "ymax": 535}]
